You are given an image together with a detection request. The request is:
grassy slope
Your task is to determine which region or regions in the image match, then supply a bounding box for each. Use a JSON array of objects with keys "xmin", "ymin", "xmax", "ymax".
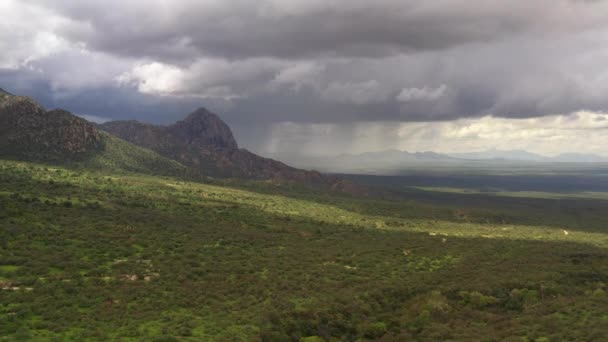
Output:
[
  {"xmin": 0, "ymin": 92, "xmax": 195, "ymax": 179},
  {"xmin": 9, "ymin": 131, "xmax": 205, "ymax": 182},
  {"xmin": 0, "ymin": 160, "xmax": 607, "ymax": 341},
  {"xmin": 80, "ymin": 133, "xmax": 193, "ymax": 178}
]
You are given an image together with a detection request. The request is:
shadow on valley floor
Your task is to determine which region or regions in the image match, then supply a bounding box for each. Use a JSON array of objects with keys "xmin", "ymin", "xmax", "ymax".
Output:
[
  {"xmin": 220, "ymin": 177, "xmax": 608, "ymax": 235},
  {"xmin": 340, "ymin": 172, "xmax": 608, "ymax": 192}
]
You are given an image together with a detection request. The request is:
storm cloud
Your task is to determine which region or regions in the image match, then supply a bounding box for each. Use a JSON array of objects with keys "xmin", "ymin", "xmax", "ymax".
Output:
[
  {"xmin": 2, "ymin": 0, "xmax": 608, "ymax": 156},
  {"xmin": 30, "ymin": 0, "xmax": 608, "ymax": 60}
]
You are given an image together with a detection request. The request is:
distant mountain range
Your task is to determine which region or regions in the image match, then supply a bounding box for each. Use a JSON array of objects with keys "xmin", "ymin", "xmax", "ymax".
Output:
[
  {"xmin": 449, "ymin": 148, "xmax": 608, "ymax": 163},
  {"xmin": 3, "ymin": 87, "xmax": 605, "ymax": 182},
  {"xmin": 0, "ymin": 88, "xmax": 364, "ymax": 194},
  {"xmin": 449, "ymin": 149, "xmax": 546, "ymax": 162},
  {"xmin": 278, "ymin": 148, "xmax": 608, "ymax": 175}
]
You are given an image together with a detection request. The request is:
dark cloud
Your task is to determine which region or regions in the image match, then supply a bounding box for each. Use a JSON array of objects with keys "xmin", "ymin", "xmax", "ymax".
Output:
[
  {"xmin": 0, "ymin": 68, "xmax": 203, "ymax": 124},
  {"xmin": 34, "ymin": 0, "xmax": 608, "ymax": 60},
  {"xmin": 3, "ymin": 0, "xmax": 608, "ymax": 156}
]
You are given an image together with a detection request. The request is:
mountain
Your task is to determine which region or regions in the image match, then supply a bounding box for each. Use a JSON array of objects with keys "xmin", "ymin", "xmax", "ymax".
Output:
[
  {"xmin": 552, "ymin": 153, "xmax": 608, "ymax": 163},
  {"xmin": 282, "ymin": 148, "xmax": 608, "ymax": 176},
  {"xmin": 276, "ymin": 149, "xmax": 459, "ymax": 174},
  {"xmin": 0, "ymin": 92, "xmax": 103, "ymax": 161},
  {"xmin": 0, "ymin": 88, "xmax": 13, "ymax": 96},
  {"xmin": 449, "ymin": 149, "xmax": 608, "ymax": 163},
  {"xmin": 0, "ymin": 88, "xmax": 365, "ymax": 193},
  {"xmin": 99, "ymin": 109, "xmax": 363, "ymax": 191},
  {"xmin": 0, "ymin": 90, "xmax": 191, "ymax": 177},
  {"xmin": 449, "ymin": 149, "xmax": 549, "ymax": 162}
]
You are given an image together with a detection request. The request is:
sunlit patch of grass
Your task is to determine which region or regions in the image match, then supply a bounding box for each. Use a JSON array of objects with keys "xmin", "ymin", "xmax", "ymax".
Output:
[{"xmin": 0, "ymin": 265, "xmax": 20, "ymax": 274}]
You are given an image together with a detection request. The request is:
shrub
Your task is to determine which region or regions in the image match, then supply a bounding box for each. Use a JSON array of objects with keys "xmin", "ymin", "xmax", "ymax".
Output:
[
  {"xmin": 459, "ymin": 291, "xmax": 498, "ymax": 308},
  {"xmin": 362, "ymin": 322, "xmax": 387, "ymax": 339}
]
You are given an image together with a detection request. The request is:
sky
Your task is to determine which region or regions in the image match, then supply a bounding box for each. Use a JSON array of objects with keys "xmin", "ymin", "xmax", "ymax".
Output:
[{"xmin": 2, "ymin": 0, "xmax": 608, "ymax": 158}]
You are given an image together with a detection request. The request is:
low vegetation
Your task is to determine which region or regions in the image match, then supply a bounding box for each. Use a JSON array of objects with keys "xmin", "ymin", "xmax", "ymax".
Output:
[{"xmin": 1, "ymin": 160, "xmax": 608, "ymax": 341}]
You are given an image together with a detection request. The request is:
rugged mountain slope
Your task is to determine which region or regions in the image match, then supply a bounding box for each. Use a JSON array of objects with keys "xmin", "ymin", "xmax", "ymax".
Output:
[
  {"xmin": 100, "ymin": 108, "xmax": 362, "ymax": 191},
  {"xmin": 0, "ymin": 93, "xmax": 103, "ymax": 161},
  {"xmin": 0, "ymin": 90, "xmax": 190, "ymax": 177},
  {"xmin": 0, "ymin": 89, "xmax": 364, "ymax": 193},
  {"xmin": 0, "ymin": 88, "xmax": 13, "ymax": 96}
]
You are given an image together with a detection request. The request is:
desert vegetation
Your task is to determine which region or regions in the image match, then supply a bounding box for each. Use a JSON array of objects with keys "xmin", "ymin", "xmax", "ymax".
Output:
[{"xmin": 1, "ymin": 160, "xmax": 607, "ymax": 341}]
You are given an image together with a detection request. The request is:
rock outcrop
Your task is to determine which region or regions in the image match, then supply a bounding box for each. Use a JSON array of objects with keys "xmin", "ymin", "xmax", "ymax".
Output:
[
  {"xmin": 0, "ymin": 93, "xmax": 103, "ymax": 161},
  {"xmin": 171, "ymin": 108, "xmax": 238, "ymax": 149}
]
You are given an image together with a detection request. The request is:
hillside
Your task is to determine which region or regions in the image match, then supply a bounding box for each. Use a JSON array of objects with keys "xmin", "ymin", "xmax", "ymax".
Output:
[
  {"xmin": 82, "ymin": 132, "xmax": 193, "ymax": 177},
  {"xmin": 0, "ymin": 95, "xmax": 103, "ymax": 162},
  {"xmin": 0, "ymin": 88, "xmax": 13, "ymax": 96},
  {"xmin": 0, "ymin": 89, "xmax": 365, "ymax": 194},
  {"xmin": 0, "ymin": 90, "xmax": 200, "ymax": 179},
  {"xmin": 100, "ymin": 109, "xmax": 362, "ymax": 192},
  {"xmin": 1, "ymin": 159, "xmax": 607, "ymax": 340}
]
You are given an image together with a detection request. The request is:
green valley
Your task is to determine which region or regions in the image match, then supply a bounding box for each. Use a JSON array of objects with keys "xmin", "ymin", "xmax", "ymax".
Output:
[
  {"xmin": 1, "ymin": 160, "xmax": 607, "ymax": 341},
  {"xmin": 3, "ymin": 1, "xmax": 608, "ymax": 340}
]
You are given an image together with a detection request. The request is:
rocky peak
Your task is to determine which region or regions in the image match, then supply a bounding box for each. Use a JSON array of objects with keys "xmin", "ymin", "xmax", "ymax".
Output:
[
  {"xmin": 170, "ymin": 107, "xmax": 238, "ymax": 149},
  {"xmin": 183, "ymin": 107, "xmax": 214, "ymax": 121},
  {"xmin": 99, "ymin": 106, "xmax": 368, "ymax": 194}
]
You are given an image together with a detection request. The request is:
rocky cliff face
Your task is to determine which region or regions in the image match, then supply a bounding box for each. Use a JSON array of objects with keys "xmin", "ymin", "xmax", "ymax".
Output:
[
  {"xmin": 0, "ymin": 94, "xmax": 103, "ymax": 161},
  {"xmin": 100, "ymin": 107, "xmax": 366, "ymax": 192}
]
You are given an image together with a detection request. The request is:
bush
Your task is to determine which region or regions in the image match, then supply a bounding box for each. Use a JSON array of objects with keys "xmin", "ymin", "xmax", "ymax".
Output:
[
  {"xmin": 151, "ymin": 335, "xmax": 179, "ymax": 342},
  {"xmin": 362, "ymin": 322, "xmax": 387, "ymax": 339},
  {"xmin": 506, "ymin": 288, "xmax": 539, "ymax": 310},
  {"xmin": 459, "ymin": 291, "xmax": 498, "ymax": 308}
]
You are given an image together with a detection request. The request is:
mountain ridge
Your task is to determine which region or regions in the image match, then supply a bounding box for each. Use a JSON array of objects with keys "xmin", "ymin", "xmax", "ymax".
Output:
[
  {"xmin": 449, "ymin": 148, "xmax": 549, "ymax": 162},
  {"xmin": 0, "ymin": 94, "xmax": 104, "ymax": 161},
  {"xmin": 0, "ymin": 89, "xmax": 200, "ymax": 178},
  {"xmin": 0, "ymin": 87, "xmax": 364, "ymax": 193},
  {"xmin": 326, "ymin": 148, "xmax": 608, "ymax": 163},
  {"xmin": 277, "ymin": 148, "xmax": 608, "ymax": 175},
  {"xmin": 99, "ymin": 109, "xmax": 365, "ymax": 192}
]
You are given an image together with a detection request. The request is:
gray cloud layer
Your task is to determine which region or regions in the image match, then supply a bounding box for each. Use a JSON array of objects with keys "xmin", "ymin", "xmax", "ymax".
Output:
[
  {"xmin": 3, "ymin": 0, "xmax": 608, "ymax": 155},
  {"xmin": 34, "ymin": 0, "xmax": 608, "ymax": 60}
]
